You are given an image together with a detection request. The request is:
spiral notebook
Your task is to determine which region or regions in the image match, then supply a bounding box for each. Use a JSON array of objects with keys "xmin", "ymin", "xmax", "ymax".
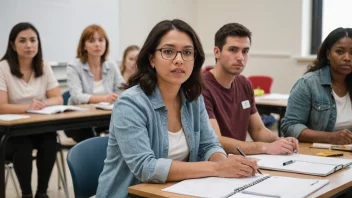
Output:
[
  {"xmin": 163, "ymin": 174, "xmax": 329, "ymax": 198},
  {"xmin": 250, "ymin": 153, "xmax": 352, "ymax": 176}
]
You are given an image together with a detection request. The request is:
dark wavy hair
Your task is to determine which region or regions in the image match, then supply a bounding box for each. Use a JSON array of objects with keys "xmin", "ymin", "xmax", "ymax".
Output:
[
  {"xmin": 1, "ymin": 22, "xmax": 43, "ymax": 78},
  {"xmin": 124, "ymin": 19, "xmax": 205, "ymax": 101},
  {"xmin": 308, "ymin": 27, "xmax": 352, "ymax": 101}
]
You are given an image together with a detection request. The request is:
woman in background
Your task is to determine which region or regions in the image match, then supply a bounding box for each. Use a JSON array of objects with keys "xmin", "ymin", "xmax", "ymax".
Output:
[
  {"xmin": 281, "ymin": 27, "xmax": 352, "ymax": 145},
  {"xmin": 0, "ymin": 22, "xmax": 62, "ymax": 198},
  {"xmin": 65, "ymin": 24, "xmax": 124, "ymax": 142},
  {"xmin": 120, "ymin": 45, "xmax": 139, "ymax": 82},
  {"xmin": 97, "ymin": 19, "xmax": 258, "ymax": 198}
]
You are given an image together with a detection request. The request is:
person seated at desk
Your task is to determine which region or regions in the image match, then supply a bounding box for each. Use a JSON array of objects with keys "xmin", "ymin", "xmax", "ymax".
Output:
[
  {"xmin": 202, "ymin": 23, "xmax": 299, "ymax": 155},
  {"xmin": 281, "ymin": 27, "xmax": 352, "ymax": 144},
  {"xmin": 65, "ymin": 24, "xmax": 125, "ymax": 142},
  {"xmin": 96, "ymin": 19, "xmax": 258, "ymax": 198},
  {"xmin": 0, "ymin": 22, "xmax": 63, "ymax": 198},
  {"xmin": 120, "ymin": 45, "xmax": 139, "ymax": 82}
]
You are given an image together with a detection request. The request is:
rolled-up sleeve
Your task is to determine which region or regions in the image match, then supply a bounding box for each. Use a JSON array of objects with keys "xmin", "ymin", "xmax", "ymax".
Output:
[
  {"xmin": 281, "ymin": 78, "xmax": 311, "ymax": 138},
  {"xmin": 197, "ymin": 96, "xmax": 226, "ymax": 161},
  {"xmin": 112, "ymin": 95, "xmax": 171, "ymax": 183},
  {"xmin": 67, "ymin": 63, "xmax": 92, "ymax": 104}
]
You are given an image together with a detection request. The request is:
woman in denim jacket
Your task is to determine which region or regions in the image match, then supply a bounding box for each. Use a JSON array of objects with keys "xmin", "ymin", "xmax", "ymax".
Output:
[
  {"xmin": 96, "ymin": 19, "xmax": 258, "ymax": 198},
  {"xmin": 281, "ymin": 27, "xmax": 352, "ymax": 144}
]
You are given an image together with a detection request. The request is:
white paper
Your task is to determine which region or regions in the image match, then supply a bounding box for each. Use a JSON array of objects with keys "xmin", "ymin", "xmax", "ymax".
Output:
[
  {"xmin": 163, "ymin": 175, "xmax": 329, "ymax": 198},
  {"xmin": 0, "ymin": 114, "xmax": 30, "ymax": 121},
  {"xmin": 250, "ymin": 153, "xmax": 352, "ymax": 176},
  {"xmin": 163, "ymin": 175, "xmax": 268, "ymax": 198},
  {"xmin": 256, "ymin": 93, "xmax": 289, "ymax": 100},
  {"xmin": 312, "ymin": 143, "xmax": 352, "ymax": 149},
  {"xmin": 26, "ymin": 105, "xmax": 86, "ymax": 115},
  {"xmin": 94, "ymin": 102, "xmax": 114, "ymax": 110}
]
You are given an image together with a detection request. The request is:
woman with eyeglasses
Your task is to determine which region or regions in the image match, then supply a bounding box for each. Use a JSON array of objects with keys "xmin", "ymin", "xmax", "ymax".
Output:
[{"xmin": 96, "ymin": 19, "xmax": 258, "ymax": 198}]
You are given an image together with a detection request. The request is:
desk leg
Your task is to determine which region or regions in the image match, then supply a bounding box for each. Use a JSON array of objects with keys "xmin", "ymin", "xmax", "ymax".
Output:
[{"xmin": 0, "ymin": 135, "xmax": 8, "ymax": 198}]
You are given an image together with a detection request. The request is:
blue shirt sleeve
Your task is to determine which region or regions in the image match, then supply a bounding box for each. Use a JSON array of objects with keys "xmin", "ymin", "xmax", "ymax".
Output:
[{"xmin": 281, "ymin": 78, "xmax": 311, "ymax": 138}]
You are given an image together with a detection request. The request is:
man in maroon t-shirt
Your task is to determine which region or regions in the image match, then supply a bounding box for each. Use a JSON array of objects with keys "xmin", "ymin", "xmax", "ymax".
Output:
[{"xmin": 203, "ymin": 23, "xmax": 299, "ymax": 155}]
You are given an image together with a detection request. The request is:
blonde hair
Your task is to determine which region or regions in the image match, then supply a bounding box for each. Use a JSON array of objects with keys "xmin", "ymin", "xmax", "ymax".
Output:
[
  {"xmin": 120, "ymin": 45, "xmax": 139, "ymax": 75},
  {"xmin": 76, "ymin": 24, "xmax": 110, "ymax": 63}
]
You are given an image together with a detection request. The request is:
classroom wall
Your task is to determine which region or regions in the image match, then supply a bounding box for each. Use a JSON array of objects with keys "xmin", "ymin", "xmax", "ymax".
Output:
[
  {"xmin": 119, "ymin": 0, "xmax": 314, "ymax": 94},
  {"xmin": 118, "ymin": 0, "xmax": 197, "ymax": 58}
]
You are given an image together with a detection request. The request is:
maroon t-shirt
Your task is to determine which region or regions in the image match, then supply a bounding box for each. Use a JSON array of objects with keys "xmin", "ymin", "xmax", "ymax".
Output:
[{"xmin": 202, "ymin": 71, "xmax": 257, "ymax": 141}]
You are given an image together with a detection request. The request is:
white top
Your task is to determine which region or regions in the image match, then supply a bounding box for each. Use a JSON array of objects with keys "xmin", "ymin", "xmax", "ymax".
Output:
[
  {"xmin": 0, "ymin": 60, "xmax": 59, "ymax": 104},
  {"xmin": 333, "ymin": 91, "xmax": 352, "ymax": 131},
  {"xmin": 168, "ymin": 128, "xmax": 189, "ymax": 161},
  {"xmin": 93, "ymin": 80, "xmax": 105, "ymax": 96}
]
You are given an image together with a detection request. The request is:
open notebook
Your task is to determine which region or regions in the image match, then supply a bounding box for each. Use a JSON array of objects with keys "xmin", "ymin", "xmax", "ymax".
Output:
[
  {"xmin": 311, "ymin": 143, "xmax": 352, "ymax": 152},
  {"xmin": 94, "ymin": 102, "xmax": 114, "ymax": 110},
  {"xmin": 250, "ymin": 153, "xmax": 352, "ymax": 176},
  {"xmin": 163, "ymin": 174, "xmax": 329, "ymax": 198},
  {"xmin": 26, "ymin": 105, "xmax": 86, "ymax": 115}
]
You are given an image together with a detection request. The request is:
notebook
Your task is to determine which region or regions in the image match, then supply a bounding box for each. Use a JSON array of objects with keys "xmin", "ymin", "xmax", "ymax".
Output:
[
  {"xmin": 250, "ymin": 153, "xmax": 352, "ymax": 176},
  {"xmin": 26, "ymin": 105, "xmax": 86, "ymax": 115},
  {"xmin": 163, "ymin": 174, "xmax": 329, "ymax": 198},
  {"xmin": 311, "ymin": 143, "xmax": 352, "ymax": 152},
  {"xmin": 94, "ymin": 102, "xmax": 114, "ymax": 110},
  {"xmin": 0, "ymin": 114, "xmax": 30, "ymax": 121}
]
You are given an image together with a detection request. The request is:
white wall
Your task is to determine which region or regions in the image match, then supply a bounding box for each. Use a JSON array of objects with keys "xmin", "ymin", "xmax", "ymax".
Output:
[
  {"xmin": 118, "ymin": 0, "xmax": 197, "ymax": 60},
  {"xmin": 0, "ymin": 0, "xmax": 119, "ymax": 82},
  {"xmin": 119, "ymin": 0, "xmax": 313, "ymax": 94}
]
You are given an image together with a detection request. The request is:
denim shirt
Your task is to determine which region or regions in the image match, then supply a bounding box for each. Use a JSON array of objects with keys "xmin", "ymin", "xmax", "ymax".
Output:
[
  {"xmin": 96, "ymin": 85, "xmax": 225, "ymax": 198},
  {"xmin": 281, "ymin": 66, "xmax": 337, "ymax": 137},
  {"xmin": 67, "ymin": 59, "xmax": 125, "ymax": 105}
]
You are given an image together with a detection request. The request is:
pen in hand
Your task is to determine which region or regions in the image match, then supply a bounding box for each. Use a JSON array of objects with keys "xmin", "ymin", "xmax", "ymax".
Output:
[{"xmin": 236, "ymin": 147, "xmax": 263, "ymax": 175}]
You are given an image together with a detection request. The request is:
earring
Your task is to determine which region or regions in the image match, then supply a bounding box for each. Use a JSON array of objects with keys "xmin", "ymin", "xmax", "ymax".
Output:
[{"xmin": 327, "ymin": 58, "xmax": 330, "ymax": 65}]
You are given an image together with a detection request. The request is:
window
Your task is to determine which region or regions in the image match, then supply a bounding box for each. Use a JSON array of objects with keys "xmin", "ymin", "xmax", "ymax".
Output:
[{"xmin": 311, "ymin": 0, "xmax": 352, "ymax": 54}]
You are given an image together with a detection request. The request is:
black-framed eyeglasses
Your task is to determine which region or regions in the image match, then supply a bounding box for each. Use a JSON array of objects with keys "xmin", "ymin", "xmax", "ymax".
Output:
[{"xmin": 156, "ymin": 48, "xmax": 197, "ymax": 61}]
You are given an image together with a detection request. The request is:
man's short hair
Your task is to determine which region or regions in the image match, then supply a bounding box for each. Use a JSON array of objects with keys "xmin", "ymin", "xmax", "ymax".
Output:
[{"xmin": 215, "ymin": 23, "xmax": 252, "ymax": 51}]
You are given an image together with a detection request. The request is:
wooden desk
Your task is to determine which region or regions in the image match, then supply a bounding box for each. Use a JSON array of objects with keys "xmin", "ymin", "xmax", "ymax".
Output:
[
  {"xmin": 0, "ymin": 105, "xmax": 112, "ymax": 198},
  {"xmin": 255, "ymin": 94, "xmax": 288, "ymax": 136},
  {"xmin": 128, "ymin": 143, "xmax": 352, "ymax": 198}
]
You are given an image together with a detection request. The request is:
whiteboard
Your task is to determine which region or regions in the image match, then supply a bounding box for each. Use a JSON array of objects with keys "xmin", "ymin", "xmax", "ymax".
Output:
[{"xmin": 0, "ymin": 0, "xmax": 119, "ymax": 63}]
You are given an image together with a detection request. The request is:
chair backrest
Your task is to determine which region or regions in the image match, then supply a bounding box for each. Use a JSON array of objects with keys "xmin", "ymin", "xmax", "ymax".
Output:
[
  {"xmin": 247, "ymin": 75, "xmax": 274, "ymax": 94},
  {"xmin": 67, "ymin": 136, "xmax": 108, "ymax": 197},
  {"xmin": 202, "ymin": 65, "xmax": 214, "ymax": 73},
  {"xmin": 62, "ymin": 91, "xmax": 70, "ymax": 105}
]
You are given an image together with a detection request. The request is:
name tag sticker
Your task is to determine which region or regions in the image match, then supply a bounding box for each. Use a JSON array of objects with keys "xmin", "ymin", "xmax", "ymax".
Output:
[{"xmin": 241, "ymin": 100, "xmax": 250, "ymax": 109}]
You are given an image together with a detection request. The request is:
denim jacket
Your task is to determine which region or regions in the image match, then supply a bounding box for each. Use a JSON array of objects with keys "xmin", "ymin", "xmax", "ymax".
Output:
[
  {"xmin": 96, "ymin": 85, "xmax": 225, "ymax": 198},
  {"xmin": 67, "ymin": 59, "xmax": 125, "ymax": 105},
  {"xmin": 281, "ymin": 66, "xmax": 337, "ymax": 137}
]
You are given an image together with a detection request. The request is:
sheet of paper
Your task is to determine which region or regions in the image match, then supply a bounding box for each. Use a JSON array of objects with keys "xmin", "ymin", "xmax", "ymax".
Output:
[
  {"xmin": 0, "ymin": 114, "xmax": 30, "ymax": 121},
  {"xmin": 94, "ymin": 102, "xmax": 114, "ymax": 110},
  {"xmin": 250, "ymin": 153, "xmax": 352, "ymax": 176},
  {"xmin": 256, "ymin": 93, "xmax": 289, "ymax": 100},
  {"xmin": 163, "ymin": 175, "xmax": 329, "ymax": 198},
  {"xmin": 163, "ymin": 175, "xmax": 268, "ymax": 198}
]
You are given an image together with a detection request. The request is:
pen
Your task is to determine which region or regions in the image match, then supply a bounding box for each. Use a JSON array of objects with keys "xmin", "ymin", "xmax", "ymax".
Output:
[
  {"xmin": 282, "ymin": 160, "xmax": 295, "ymax": 166},
  {"xmin": 236, "ymin": 147, "xmax": 263, "ymax": 175}
]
